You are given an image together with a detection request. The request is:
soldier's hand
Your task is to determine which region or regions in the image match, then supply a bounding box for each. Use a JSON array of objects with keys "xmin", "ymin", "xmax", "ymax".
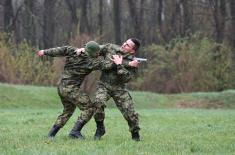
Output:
[
  {"xmin": 128, "ymin": 60, "xmax": 139, "ymax": 67},
  {"xmin": 111, "ymin": 54, "xmax": 123, "ymax": 65},
  {"xmin": 75, "ymin": 48, "xmax": 85, "ymax": 56},
  {"xmin": 37, "ymin": 50, "xmax": 44, "ymax": 56}
]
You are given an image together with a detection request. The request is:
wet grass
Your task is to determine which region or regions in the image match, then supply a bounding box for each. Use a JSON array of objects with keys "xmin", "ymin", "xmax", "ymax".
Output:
[{"xmin": 0, "ymin": 108, "xmax": 235, "ymax": 155}]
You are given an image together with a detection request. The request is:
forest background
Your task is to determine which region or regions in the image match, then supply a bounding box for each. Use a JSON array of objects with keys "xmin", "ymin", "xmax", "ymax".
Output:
[{"xmin": 1, "ymin": 0, "xmax": 235, "ymax": 94}]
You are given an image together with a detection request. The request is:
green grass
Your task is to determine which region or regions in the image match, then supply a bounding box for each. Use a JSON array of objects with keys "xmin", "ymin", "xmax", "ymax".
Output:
[
  {"xmin": 0, "ymin": 83, "xmax": 235, "ymax": 154},
  {"xmin": 0, "ymin": 83, "xmax": 58, "ymax": 108},
  {"xmin": 1, "ymin": 83, "xmax": 235, "ymax": 109},
  {"xmin": 0, "ymin": 108, "xmax": 235, "ymax": 155}
]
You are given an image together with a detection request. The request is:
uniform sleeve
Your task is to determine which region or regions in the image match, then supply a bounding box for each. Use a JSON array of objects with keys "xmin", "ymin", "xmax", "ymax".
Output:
[
  {"xmin": 122, "ymin": 59, "xmax": 137, "ymax": 69},
  {"xmin": 116, "ymin": 64, "xmax": 137, "ymax": 83},
  {"xmin": 99, "ymin": 44, "xmax": 110, "ymax": 56},
  {"xmin": 44, "ymin": 46, "xmax": 76, "ymax": 57},
  {"xmin": 90, "ymin": 58, "xmax": 116, "ymax": 70},
  {"xmin": 91, "ymin": 57, "xmax": 136, "ymax": 71}
]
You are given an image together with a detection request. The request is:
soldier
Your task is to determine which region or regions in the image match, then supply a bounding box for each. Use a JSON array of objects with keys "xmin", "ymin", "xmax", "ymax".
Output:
[
  {"xmin": 37, "ymin": 41, "xmax": 104, "ymax": 139},
  {"xmin": 93, "ymin": 38, "xmax": 141, "ymax": 141}
]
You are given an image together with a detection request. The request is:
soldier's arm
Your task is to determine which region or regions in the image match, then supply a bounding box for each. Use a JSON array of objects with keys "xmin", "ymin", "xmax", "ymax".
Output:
[
  {"xmin": 111, "ymin": 55, "xmax": 137, "ymax": 82},
  {"xmin": 97, "ymin": 56, "xmax": 137, "ymax": 71},
  {"xmin": 122, "ymin": 59, "xmax": 139, "ymax": 68},
  {"xmin": 43, "ymin": 46, "xmax": 76, "ymax": 57},
  {"xmin": 91, "ymin": 58, "xmax": 116, "ymax": 70},
  {"xmin": 90, "ymin": 44, "xmax": 117, "ymax": 70},
  {"xmin": 92, "ymin": 44, "xmax": 138, "ymax": 70},
  {"xmin": 116, "ymin": 65, "xmax": 136, "ymax": 82},
  {"xmin": 98, "ymin": 44, "xmax": 110, "ymax": 56},
  {"xmin": 97, "ymin": 59, "xmax": 135, "ymax": 71}
]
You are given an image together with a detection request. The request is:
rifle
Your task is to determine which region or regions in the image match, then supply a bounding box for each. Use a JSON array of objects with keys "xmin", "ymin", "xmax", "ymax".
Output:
[{"xmin": 134, "ymin": 57, "xmax": 147, "ymax": 62}]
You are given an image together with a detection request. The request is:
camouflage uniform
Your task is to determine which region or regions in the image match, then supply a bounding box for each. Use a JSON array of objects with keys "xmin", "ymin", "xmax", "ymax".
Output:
[
  {"xmin": 44, "ymin": 46, "xmax": 107, "ymax": 127},
  {"xmin": 94, "ymin": 44, "xmax": 140, "ymax": 133}
]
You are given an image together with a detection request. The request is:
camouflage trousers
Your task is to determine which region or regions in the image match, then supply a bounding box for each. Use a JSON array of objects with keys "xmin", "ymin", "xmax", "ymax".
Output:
[
  {"xmin": 94, "ymin": 82, "xmax": 140, "ymax": 133},
  {"xmin": 53, "ymin": 80, "xmax": 95, "ymax": 127}
]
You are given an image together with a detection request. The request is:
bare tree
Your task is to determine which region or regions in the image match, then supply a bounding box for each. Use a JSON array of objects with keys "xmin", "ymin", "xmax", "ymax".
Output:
[
  {"xmin": 170, "ymin": 0, "xmax": 181, "ymax": 37},
  {"xmin": 209, "ymin": 0, "xmax": 226, "ymax": 43},
  {"xmin": 98, "ymin": 0, "xmax": 103, "ymax": 38},
  {"xmin": 23, "ymin": 0, "xmax": 38, "ymax": 46},
  {"xmin": 0, "ymin": 0, "xmax": 4, "ymax": 32},
  {"xmin": 181, "ymin": 0, "xmax": 193, "ymax": 36},
  {"xmin": 80, "ymin": 0, "xmax": 90, "ymax": 34},
  {"xmin": 43, "ymin": 0, "xmax": 57, "ymax": 48},
  {"xmin": 158, "ymin": 0, "xmax": 163, "ymax": 33},
  {"xmin": 230, "ymin": 0, "xmax": 235, "ymax": 47},
  {"xmin": 65, "ymin": 0, "xmax": 79, "ymax": 39},
  {"xmin": 127, "ymin": 0, "xmax": 142, "ymax": 39},
  {"xmin": 113, "ymin": 0, "xmax": 121, "ymax": 44},
  {"xmin": 3, "ymin": 0, "xmax": 14, "ymax": 33},
  {"xmin": 0, "ymin": 0, "xmax": 231, "ymax": 52}
]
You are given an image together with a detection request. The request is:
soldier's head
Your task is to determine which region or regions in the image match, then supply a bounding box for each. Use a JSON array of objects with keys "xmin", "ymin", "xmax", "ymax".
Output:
[
  {"xmin": 120, "ymin": 38, "xmax": 140, "ymax": 54},
  {"xmin": 85, "ymin": 41, "xmax": 100, "ymax": 58}
]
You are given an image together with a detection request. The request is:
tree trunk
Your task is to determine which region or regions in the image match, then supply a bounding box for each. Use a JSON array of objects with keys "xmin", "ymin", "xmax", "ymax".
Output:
[
  {"xmin": 0, "ymin": 0, "xmax": 4, "ymax": 32},
  {"xmin": 218, "ymin": 0, "xmax": 226, "ymax": 43},
  {"xmin": 80, "ymin": 0, "xmax": 90, "ymax": 34},
  {"xmin": 209, "ymin": 0, "xmax": 226, "ymax": 43},
  {"xmin": 113, "ymin": 0, "xmax": 121, "ymax": 44},
  {"xmin": 43, "ymin": 0, "xmax": 56, "ymax": 48},
  {"xmin": 23, "ymin": 0, "xmax": 37, "ymax": 46},
  {"xmin": 65, "ymin": 0, "xmax": 79, "ymax": 39},
  {"xmin": 98, "ymin": 0, "xmax": 103, "ymax": 38},
  {"xmin": 229, "ymin": 0, "xmax": 235, "ymax": 63},
  {"xmin": 226, "ymin": 0, "xmax": 235, "ymax": 86},
  {"xmin": 127, "ymin": 0, "xmax": 142, "ymax": 39},
  {"xmin": 181, "ymin": 0, "xmax": 193, "ymax": 36},
  {"xmin": 158, "ymin": 0, "xmax": 163, "ymax": 30},
  {"xmin": 3, "ymin": 0, "xmax": 14, "ymax": 33}
]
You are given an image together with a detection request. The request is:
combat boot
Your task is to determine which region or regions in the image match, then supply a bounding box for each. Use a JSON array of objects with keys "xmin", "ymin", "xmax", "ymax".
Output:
[
  {"xmin": 69, "ymin": 121, "xmax": 85, "ymax": 139},
  {"xmin": 131, "ymin": 131, "xmax": 140, "ymax": 141},
  {"xmin": 48, "ymin": 124, "xmax": 61, "ymax": 138},
  {"xmin": 93, "ymin": 121, "xmax": 105, "ymax": 140}
]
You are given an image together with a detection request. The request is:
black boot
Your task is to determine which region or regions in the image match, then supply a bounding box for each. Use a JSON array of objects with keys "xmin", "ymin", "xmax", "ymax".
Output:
[
  {"xmin": 69, "ymin": 121, "xmax": 85, "ymax": 139},
  {"xmin": 94, "ymin": 121, "xmax": 106, "ymax": 140},
  {"xmin": 48, "ymin": 125, "xmax": 61, "ymax": 138},
  {"xmin": 131, "ymin": 132, "xmax": 140, "ymax": 141}
]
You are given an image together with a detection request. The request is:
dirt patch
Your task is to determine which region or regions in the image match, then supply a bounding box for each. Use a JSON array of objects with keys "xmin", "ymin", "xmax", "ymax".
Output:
[{"xmin": 176, "ymin": 99, "xmax": 224, "ymax": 109}]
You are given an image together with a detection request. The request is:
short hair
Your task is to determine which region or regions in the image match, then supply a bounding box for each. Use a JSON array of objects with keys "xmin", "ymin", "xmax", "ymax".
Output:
[{"xmin": 130, "ymin": 38, "xmax": 140, "ymax": 51}]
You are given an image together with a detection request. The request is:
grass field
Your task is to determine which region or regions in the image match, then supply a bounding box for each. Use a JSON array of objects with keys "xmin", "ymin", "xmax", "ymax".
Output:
[
  {"xmin": 1, "ymin": 83, "xmax": 235, "ymax": 109},
  {"xmin": 0, "ymin": 83, "xmax": 235, "ymax": 154},
  {"xmin": 0, "ymin": 108, "xmax": 235, "ymax": 155}
]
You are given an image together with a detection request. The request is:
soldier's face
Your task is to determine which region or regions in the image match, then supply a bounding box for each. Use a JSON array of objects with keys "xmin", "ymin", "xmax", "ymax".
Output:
[
  {"xmin": 120, "ymin": 39, "xmax": 135, "ymax": 54},
  {"xmin": 95, "ymin": 51, "xmax": 100, "ymax": 57},
  {"xmin": 89, "ymin": 50, "xmax": 100, "ymax": 58}
]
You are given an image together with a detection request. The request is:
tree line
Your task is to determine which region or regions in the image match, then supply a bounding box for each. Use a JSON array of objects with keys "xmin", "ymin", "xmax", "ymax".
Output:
[
  {"xmin": 1, "ymin": 0, "xmax": 235, "ymax": 48},
  {"xmin": 0, "ymin": 0, "xmax": 235, "ymax": 93}
]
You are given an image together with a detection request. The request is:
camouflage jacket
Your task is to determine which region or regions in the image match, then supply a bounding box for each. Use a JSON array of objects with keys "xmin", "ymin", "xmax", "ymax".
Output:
[
  {"xmin": 44, "ymin": 46, "xmax": 111, "ymax": 87},
  {"xmin": 99, "ymin": 44, "xmax": 137, "ymax": 86}
]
